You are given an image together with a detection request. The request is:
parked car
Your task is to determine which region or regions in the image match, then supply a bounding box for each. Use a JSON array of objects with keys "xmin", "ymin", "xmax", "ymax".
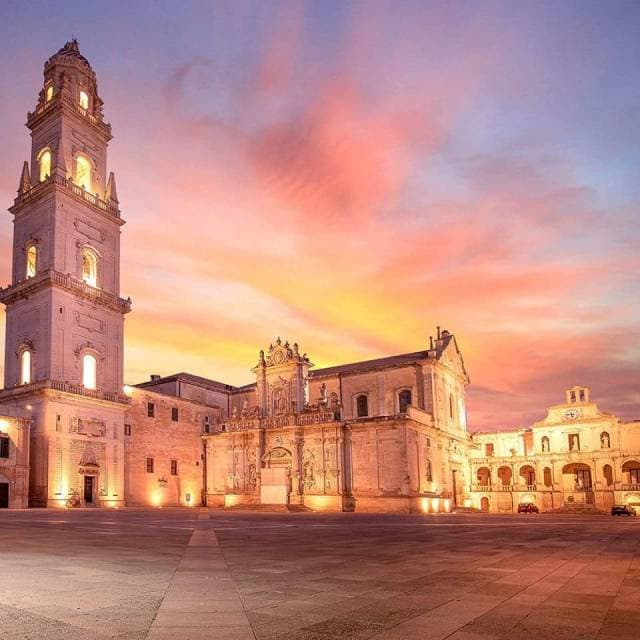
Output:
[
  {"xmin": 517, "ymin": 503, "xmax": 539, "ymax": 513},
  {"xmin": 611, "ymin": 505, "xmax": 636, "ymax": 516}
]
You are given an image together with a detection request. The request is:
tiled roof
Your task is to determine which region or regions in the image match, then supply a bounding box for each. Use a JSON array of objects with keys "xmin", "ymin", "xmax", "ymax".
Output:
[{"xmin": 310, "ymin": 350, "xmax": 430, "ymax": 378}]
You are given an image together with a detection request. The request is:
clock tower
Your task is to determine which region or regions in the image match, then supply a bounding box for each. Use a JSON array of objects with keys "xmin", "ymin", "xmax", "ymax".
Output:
[{"xmin": 0, "ymin": 41, "xmax": 131, "ymax": 507}]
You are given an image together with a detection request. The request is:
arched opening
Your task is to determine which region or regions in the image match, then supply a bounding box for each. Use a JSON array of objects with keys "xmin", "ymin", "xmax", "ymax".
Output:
[
  {"xmin": 398, "ymin": 389, "xmax": 412, "ymax": 414},
  {"xmin": 600, "ymin": 431, "xmax": 611, "ymax": 449},
  {"xmin": 79, "ymin": 90, "xmax": 89, "ymax": 110},
  {"xmin": 356, "ymin": 394, "xmax": 369, "ymax": 418},
  {"xmin": 497, "ymin": 466, "xmax": 512, "ymax": 486},
  {"xmin": 46, "ymin": 85, "xmax": 54, "ymax": 102},
  {"xmin": 622, "ymin": 460, "xmax": 640, "ymax": 487},
  {"xmin": 75, "ymin": 154, "xmax": 91, "ymax": 191},
  {"xmin": 20, "ymin": 350, "xmax": 31, "ymax": 385},
  {"xmin": 37, "ymin": 148, "xmax": 51, "ymax": 182},
  {"xmin": 0, "ymin": 473, "xmax": 9, "ymax": 509},
  {"xmin": 480, "ymin": 497, "xmax": 489, "ymax": 512},
  {"xmin": 541, "ymin": 436, "xmax": 550, "ymax": 452},
  {"xmin": 519, "ymin": 465, "xmax": 536, "ymax": 488},
  {"xmin": 603, "ymin": 464, "xmax": 614, "ymax": 487},
  {"xmin": 81, "ymin": 248, "xmax": 97, "ymax": 287},
  {"xmin": 82, "ymin": 353, "xmax": 97, "ymax": 389},
  {"xmin": 562, "ymin": 463, "xmax": 592, "ymax": 490},
  {"xmin": 543, "ymin": 467, "xmax": 553, "ymax": 487},
  {"xmin": 476, "ymin": 467, "xmax": 491, "ymax": 486},
  {"xmin": 26, "ymin": 244, "xmax": 37, "ymax": 278}
]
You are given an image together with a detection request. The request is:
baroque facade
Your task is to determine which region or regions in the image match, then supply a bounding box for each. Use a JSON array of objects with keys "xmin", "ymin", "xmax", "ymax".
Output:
[{"xmin": 0, "ymin": 42, "xmax": 638, "ymax": 513}]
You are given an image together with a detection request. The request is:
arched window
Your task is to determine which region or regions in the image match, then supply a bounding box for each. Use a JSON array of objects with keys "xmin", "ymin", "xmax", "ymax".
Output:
[
  {"xmin": 82, "ymin": 354, "xmax": 97, "ymax": 389},
  {"xmin": 20, "ymin": 350, "xmax": 31, "ymax": 385},
  {"xmin": 26, "ymin": 245, "xmax": 37, "ymax": 278},
  {"xmin": 356, "ymin": 394, "xmax": 368, "ymax": 418},
  {"xmin": 543, "ymin": 467, "xmax": 553, "ymax": 487},
  {"xmin": 46, "ymin": 85, "xmax": 53, "ymax": 102},
  {"xmin": 81, "ymin": 248, "xmax": 97, "ymax": 287},
  {"xmin": 38, "ymin": 148, "xmax": 51, "ymax": 183},
  {"xmin": 79, "ymin": 90, "xmax": 89, "ymax": 110},
  {"xmin": 75, "ymin": 154, "xmax": 91, "ymax": 191},
  {"xmin": 603, "ymin": 464, "xmax": 613, "ymax": 486},
  {"xmin": 398, "ymin": 389, "xmax": 412, "ymax": 414},
  {"xmin": 449, "ymin": 394, "xmax": 455, "ymax": 420}
]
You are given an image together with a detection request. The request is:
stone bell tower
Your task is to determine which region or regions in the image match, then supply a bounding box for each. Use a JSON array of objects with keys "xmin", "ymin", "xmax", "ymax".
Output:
[{"xmin": 0, "ymin": 41, "xmax": 131, "ymax": 507}]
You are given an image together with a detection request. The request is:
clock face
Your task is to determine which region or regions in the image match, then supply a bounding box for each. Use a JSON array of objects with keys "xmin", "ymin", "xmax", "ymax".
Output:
[{"xmin": 564, "ymin": 408, "xmax": 580, "ymax": 420}]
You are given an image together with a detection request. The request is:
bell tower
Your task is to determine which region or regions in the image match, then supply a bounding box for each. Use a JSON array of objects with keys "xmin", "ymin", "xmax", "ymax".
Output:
[{"xmin": 0, "ymin": 41, "xmax": 131, "ymax": 507}]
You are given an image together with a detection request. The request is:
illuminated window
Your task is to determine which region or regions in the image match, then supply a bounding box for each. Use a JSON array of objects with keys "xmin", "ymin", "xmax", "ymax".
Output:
[
  {"xmin": 79, "ymin": 90, "xmax": 89, "ymax": 110},
  {"xmin": 398, "ymin": 390, "xmax": 412, "ymax": 414},
  {"xmin": 356, "ymin": 394, "xmax": 368, "ymax": 418},
  {"xmin": 146, "ymin": 457, "xmax": 154, "ymax": 473},
  {"xmin": 46, "ymin": 85, "xmax": 54, "ymax": 102},
  {"xmin": 26, "ymin": 245, "xmax": 37, "ymax": 278},
  {"xmin": 82, "ymin": 353, "xmax": 97, "ymax": 389},
  {"xmin": 170, "ymin": 460, "xmax": 178, "ymax": 476},
  {"xmin": 81, "ymin": 248, "xmax": 97, "ymax": 287},
  {"xmin": 38, "ymin": 148, "xmax": 51, "ymax": 182},
  {"xmin": 20, "ymin": 350, "xmax": 31, "ymax": 385},
  {"xmin": 75, "ymin": 154, "xmax": 91, "ymax": 191}
]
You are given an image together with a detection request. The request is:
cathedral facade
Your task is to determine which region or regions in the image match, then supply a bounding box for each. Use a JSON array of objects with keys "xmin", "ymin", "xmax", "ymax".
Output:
[{"xmin": 0, "ymin": 42, "xmax": 638, "ymax": 513}]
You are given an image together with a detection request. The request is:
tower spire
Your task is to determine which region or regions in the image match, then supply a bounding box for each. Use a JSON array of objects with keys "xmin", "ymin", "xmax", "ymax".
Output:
[{"xmin": 18, "ymin": 161, "xmax": 31, "ymax": 194}]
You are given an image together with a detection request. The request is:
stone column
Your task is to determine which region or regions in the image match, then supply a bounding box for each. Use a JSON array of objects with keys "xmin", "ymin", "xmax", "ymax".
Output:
[
  {"xmin": 290, "ymin": 431, "xmax": 302, "ymax": 502},
  {"xmin": 255, "ymin": 429, "xmax": 264, "ymax": 496},
  {"xmin": 337, "ymin": 430, "xmax": 345, "ymax": 495}
]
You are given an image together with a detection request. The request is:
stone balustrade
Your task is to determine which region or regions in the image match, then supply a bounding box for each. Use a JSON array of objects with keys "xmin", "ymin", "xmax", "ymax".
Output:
[
  {"xmin": 0, "ymin": 268, "xmax": 131, "ymax": 314},
  {"xmin": 0, "ymin": 379, "xmax": 130, "ymax": 404},
  {"xmin": 218, "ymin": 410, "xmax": 336, "ymax": 433}
]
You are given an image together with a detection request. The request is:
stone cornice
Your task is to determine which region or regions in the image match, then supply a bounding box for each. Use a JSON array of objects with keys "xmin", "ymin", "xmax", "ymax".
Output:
[{"xmin": 0, "ymin": 269, "xmax": 131, "ymax": 314}]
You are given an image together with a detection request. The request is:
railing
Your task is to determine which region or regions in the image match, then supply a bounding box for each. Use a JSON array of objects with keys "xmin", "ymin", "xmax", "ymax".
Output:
[
  {"xmin": 471, "ymin": 485, "xmax": 492, "ymax": 492},
  {"xmin": 218, "ymin": 410, "xmax": 336, "ymax": 433},
  {"xmin": 0, "ymin": 269, "xmax": 131, "ymax": 313},
  {"xmin": 27, "ymin": 93, "xmax": 111, "ymax": 136},
  {"xmin": 13, "ymin": 174, "xmax": 120, "ymax": 219},
  {"xmin": 621, "ymin": 484, "xmax": 640, "ymax": 491},
  {"xmin": 0, "ymin": 379, "xmax": 130, "ymax": 404}
]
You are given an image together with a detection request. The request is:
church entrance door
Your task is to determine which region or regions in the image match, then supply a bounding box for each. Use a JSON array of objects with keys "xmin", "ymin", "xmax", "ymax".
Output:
[
  {"xmin": 83, "ymin": 476, "xmax": 94, "ymax": 504},
  {"xmin": 0, "ymin": 482, "xmax": 8, "ymax": 508}
]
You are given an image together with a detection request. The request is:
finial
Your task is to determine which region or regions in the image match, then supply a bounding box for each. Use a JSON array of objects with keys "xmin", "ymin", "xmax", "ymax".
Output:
[
  {"xmin": 18, "ymin": 161, "xmax": 31, "ymax": 194},
  {"xmin": 429, "ymin": 336, "xmax": 434, "ymax": 350},
  {"xmin": 106, "ymin": 172, "xmax": 118, "ymax": 203}
]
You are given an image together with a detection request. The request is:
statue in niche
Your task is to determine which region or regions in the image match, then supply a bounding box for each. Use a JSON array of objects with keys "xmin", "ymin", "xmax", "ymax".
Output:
[
  {"xmin": 273, "ymin": 388, "xmax": 287, "ymax": 415},
  {"xmin": 302, "ymin": 450, "xmax": 316, "ymax": 490},
  {"xmin": 426, "ymin": 459, "xmax": 433, "ymax": 482},
  {"xmin": 319, "ymin": 383, "xmax": 328, "ymax": 406},
  {"xmin": 541, "ymin": 436, "xmax": 550, "ymax": 452},
  {"xmin": 570, "ymin": 434, "xmax": 579, "ymax": 451},
  {"xmin": 600, "ymin": 432, "xmax": 610, "ymax": 449},
  {"xmin": 241, "ymin": 399, "xmax": 249, "ymax": 418}
]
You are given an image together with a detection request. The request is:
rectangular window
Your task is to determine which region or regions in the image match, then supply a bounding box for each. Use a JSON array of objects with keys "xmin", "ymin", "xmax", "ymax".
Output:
[
  {"xmin": 426, "ymin": 437, "xmax": 431, "ymax": 448},
  {"xmin": 171, "ymin": 407, "xmax": 179, "ymax": 422},
  {"xmin": 579, "ymin": 389, "xmax": 585, "ymax": 402},
  {"xmin": 170, "ymin": 459, "xmax": 178, "ymax": 476},
  {"xmin": 146, "ymin": 457, "xmax": 154, "ymax": 473},
  {"xmin": 0, "ymin": 437, "xmax": 9, "ymax": 458},
  {"xmin": 485, "ymin": 443, "xmax": 494, "ymax": 457},
  {"xmin": 56, "ymin": 414, "xmax": 62, "ymax": 433},
  {"xmin": 204, "ymin": 415, "xmax": 210, "ymax": 433},
  {"xmin": 124, "ymin": 424, "xmax": 131, "ymax": 436},
  {"xmin": 147, "ymin": 402, "xmax": 155, "ymax": 418}
]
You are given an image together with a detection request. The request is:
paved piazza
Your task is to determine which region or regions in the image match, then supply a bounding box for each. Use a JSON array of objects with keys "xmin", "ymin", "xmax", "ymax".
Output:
[{"xmin": 0, "ymin": 510, "xmax": 638, "ymax": 640}]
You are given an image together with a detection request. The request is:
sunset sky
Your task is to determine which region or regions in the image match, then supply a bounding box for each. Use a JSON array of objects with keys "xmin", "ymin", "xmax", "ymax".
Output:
[{"xmin": 0, "ymin": 1, "xmax": 638, "ymax": 430}]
